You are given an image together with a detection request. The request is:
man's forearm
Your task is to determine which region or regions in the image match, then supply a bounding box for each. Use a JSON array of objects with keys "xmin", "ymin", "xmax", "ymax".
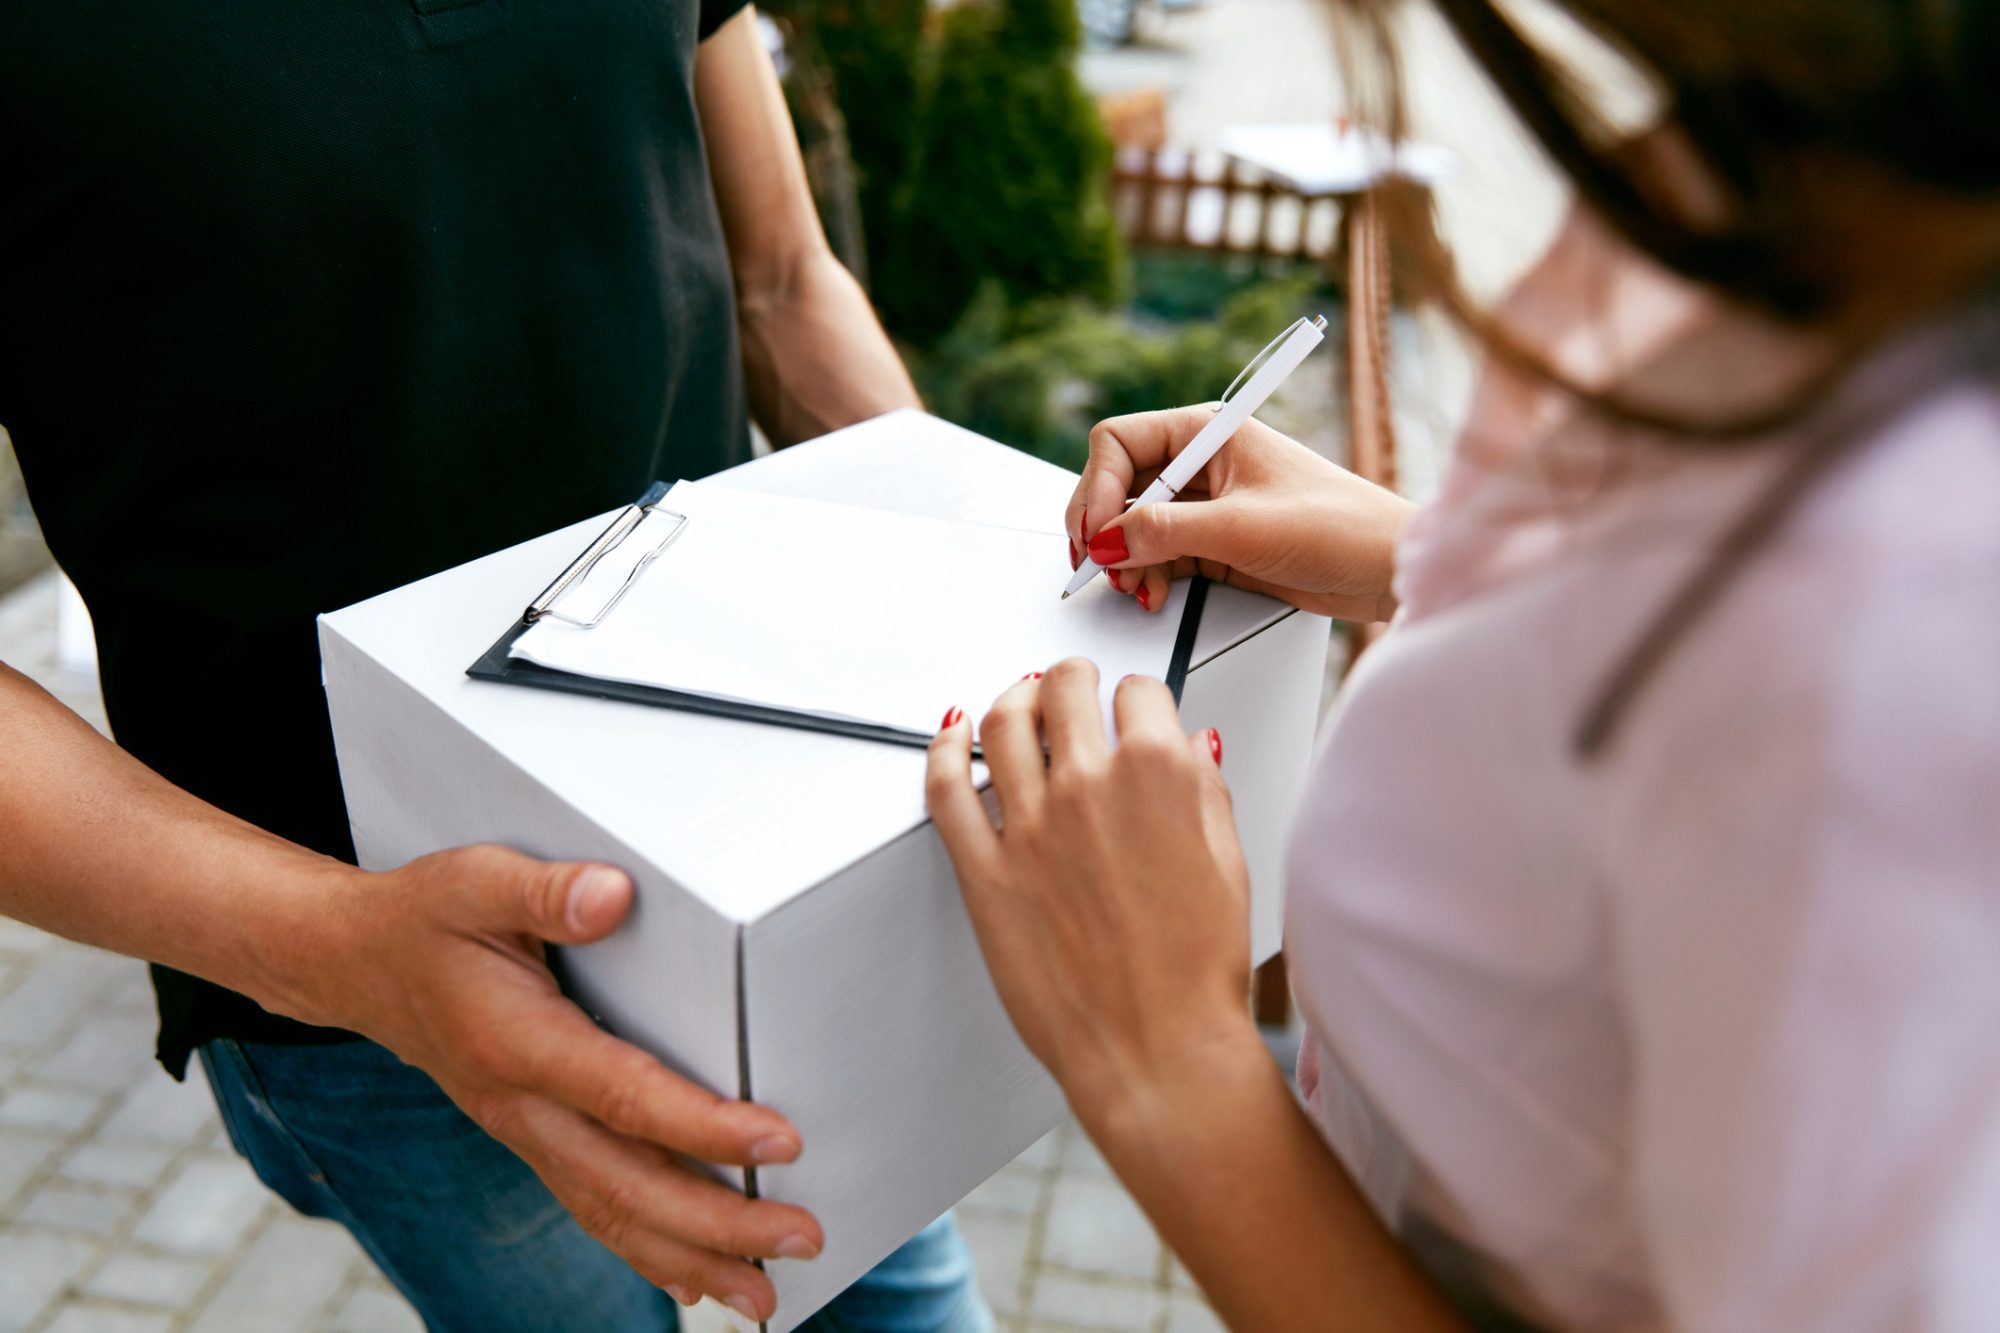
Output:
[
  {"xmin": 1081, "ymin": 1024, "xmax": 1462, "ymax": 1332},
  {"xmin": 737, "ymin": 249, "xmax": 921, "ymax": 448},
  {"xmin": 0, "ymin": 661, "xmax": 355, "ymax": 1020}
]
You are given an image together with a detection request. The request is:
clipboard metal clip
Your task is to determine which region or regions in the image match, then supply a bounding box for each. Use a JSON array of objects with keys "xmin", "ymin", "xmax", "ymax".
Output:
[{"xmin": 525, "ymin": 498, "xmax": 688, "ymax": 629}]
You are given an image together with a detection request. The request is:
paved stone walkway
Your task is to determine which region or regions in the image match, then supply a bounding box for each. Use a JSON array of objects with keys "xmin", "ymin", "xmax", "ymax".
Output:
[{"xmin": 0, "ymin": 569, "xmax": 1226, "ymax": 1333}]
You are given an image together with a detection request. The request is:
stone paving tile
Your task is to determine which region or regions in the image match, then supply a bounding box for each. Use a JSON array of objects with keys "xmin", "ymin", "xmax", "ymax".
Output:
[
  {"xmin": 98, "ymin": 1068, "xmax": 223, "ymax": 1149},
  {"xmin": 1160, "ymin": 1295, "xmax": 1228, "ymax": 1333},
  {"xmin": 55, "ymin": 1143, "xmax": 175, "ymax": 1192},
  {"xmin": 1011, "ymin": 1128, "xmax": 1061, "ymax": 1173},
  {"xmin": 38, "ymin": 1307, "xmax": 174, "ymax": 1333},
  {"xmin": 325, "ymin": 1284, "xmax": 425, "ymax": 1333},
  {"xmin": 958, "ymin": 1210, "xmax": 1034, "ymax": 1317},
  {"xmin": 185, "ymin": 1217, "xmax": 368, "ymax": 1333},
  {"xmin": 0, "ymin": 917, "xmax": 62, "ymax": 958},
  {"xmin": 0, "ymin": 1229, "xmax": 99, "ymax": 1333},
  {"xmin": 1025, "ymin": 1273, "xmax": 1167, "ymax": 1331},
  {"xmin": 1040, "ymin": 1175, "xmax": 1165, "ymax": 1284},
  {"xmin": 962, "ymin": 1162, "xmax": 1042, "ymax": 1219},
  {"xmin": 1055, "ymin": 1127, "xmax": 1116, "ymax": 1180},
  {"xmin": 99, "ymin": 969, "xmax": 156, "ymax": 1020},
  {"xmin": 0, "ymin": 1084, "xmax": 106, "ymax": 1135},
  {"xmin": 34, "ymin": 1015, "xmax": 157, "ymax": 1092},
  {"xmin": 131, "ymin": 1155, "xmax": 272, "ymax": 1255},
  {"xmin": 0, "ymin": 951, "xmax": 124, "ymax": 1051},
  {"xmin": 82, "ymin": 1251, "xmax": 215, "ymax": 1310},
  {"xmin": 18, "ymin": 1179, "xmax": 138, "ymax": 1236},
  {"xmin": 0, "ymin": 1126, "xmax": 64, "ymax": 1207}
]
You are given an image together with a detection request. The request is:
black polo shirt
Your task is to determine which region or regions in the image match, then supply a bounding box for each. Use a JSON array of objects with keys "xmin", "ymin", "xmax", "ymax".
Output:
[{"xmin": 0, "ymin": 0, "xmax": 752, "ymax": 1076}]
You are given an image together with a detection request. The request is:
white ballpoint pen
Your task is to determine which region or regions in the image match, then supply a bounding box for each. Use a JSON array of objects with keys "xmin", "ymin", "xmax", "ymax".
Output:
[{"xmin": 1062, "ymin": 313, "xmax": 1328, "ymax": 599}]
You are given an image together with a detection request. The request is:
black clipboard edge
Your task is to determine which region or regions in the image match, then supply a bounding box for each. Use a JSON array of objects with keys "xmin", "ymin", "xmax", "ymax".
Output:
[
  {"xmin": 468, "ymin": 620, "xmax": 941, "ymax": 750},
  {"xmin": 1163, "ymin": 575, "xmax": 1209, "ymax": 700}
]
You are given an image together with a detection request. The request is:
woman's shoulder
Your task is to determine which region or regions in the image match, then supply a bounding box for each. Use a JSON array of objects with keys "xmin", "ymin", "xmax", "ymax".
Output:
[
  {"xmin": 1783, "ymin": 324, "xmax": 2000, "ymax": 570},
  {"xmin": 1593, "ymin": 315, "xmax": 2000, "ymax": 874}
]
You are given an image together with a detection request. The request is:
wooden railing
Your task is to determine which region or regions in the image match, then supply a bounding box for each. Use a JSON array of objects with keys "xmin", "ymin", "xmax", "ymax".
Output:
[{"xmin": 1109, "ymin": 146, "xmax": 1355, "ymax": 263}]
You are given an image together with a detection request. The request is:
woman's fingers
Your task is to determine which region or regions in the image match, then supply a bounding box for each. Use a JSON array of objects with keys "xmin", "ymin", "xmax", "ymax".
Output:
[
  {"xmin": 1111, "ymin": 673, "xmax": 1185, "ymax": 752},
  {"xmin": 1133, "ymin": 565, "xmax": 1170, "ymax": 613},
  {"xmin": 1039, "ymin": 658, "xmax": 1108, "ymax": 766},
  {"xmin": 977, "ymin": 677, "xmax": 1047, "ymax": 826},
  {"xmin": 1092, "ymin": 492, "xmax": 1261, "ymax": 576},
  {"xmin": 1094, "ymin": 555, "xmax": 1173, "ymax": 614},
  {"xmin": 925, "ymin": 706, "xmax": 997, "ymax": 866},
  {"xmin": 1079, "ymin": 407, "xmax": 1215, "ymax": 541},
  {"xmin": 1186, "ymin": 729, "xmax": 1249, "ymax": 904}
]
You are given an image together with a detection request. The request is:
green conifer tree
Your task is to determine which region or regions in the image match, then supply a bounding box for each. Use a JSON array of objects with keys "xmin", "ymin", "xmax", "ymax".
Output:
[{"xmin": 876, "ymin": 0, "xmax": 1126, "ymax": 341}]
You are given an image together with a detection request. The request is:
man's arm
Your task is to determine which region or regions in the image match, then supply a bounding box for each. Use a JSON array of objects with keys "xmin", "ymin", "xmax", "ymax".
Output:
[
  {"xmin": 0, "ymin": 660, "xmax": 819, "ymax": 1321},
  {"xmin": 695, "ymin": 8, "xmax": 922, "ymax": 446}
]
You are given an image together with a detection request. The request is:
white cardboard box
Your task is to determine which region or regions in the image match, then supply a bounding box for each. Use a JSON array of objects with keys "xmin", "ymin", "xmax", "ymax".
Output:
[{"xmin": 320, "ymin": 410, "xmax": 1328, "ymax": 1329}]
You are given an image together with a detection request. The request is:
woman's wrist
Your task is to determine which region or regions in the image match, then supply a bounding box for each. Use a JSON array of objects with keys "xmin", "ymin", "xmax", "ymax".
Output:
[{"xmin": 1065, "ymin": 1007, "xmax": 1270, "ymax": 1160}]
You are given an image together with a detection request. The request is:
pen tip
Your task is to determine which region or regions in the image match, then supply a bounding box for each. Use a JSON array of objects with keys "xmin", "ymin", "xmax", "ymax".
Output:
[{"xmin": 1060, "ymin": 590, "xmax": 1071, "ymax": 600}]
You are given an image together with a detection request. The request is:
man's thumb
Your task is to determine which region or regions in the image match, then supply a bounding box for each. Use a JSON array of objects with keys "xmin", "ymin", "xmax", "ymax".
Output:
[{"xmin": 519, "ymin": 860, "xmax": 633, "ymax": 944}]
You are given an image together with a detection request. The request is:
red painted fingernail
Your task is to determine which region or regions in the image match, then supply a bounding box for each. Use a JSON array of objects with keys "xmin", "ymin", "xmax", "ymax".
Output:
[
  {"xmin": 940, "ymin": 706, "xmax": 963, "ymax": 730},
  {"xmin": 1088, "ymin": 527, "xmax": 1130, "ymax": 565},
  {"xmin": 1019, "ymin": 671, "xmax": 1043, "ymax": 681},
  {"xmin": 1068, "ymin": 538, "xmax": 1080, "ymax": 570},
  {"xmin": 1208, "ymin": 727, "xmax": 1223, "ymax": 766},
  {"xmin": 1136, "ymin": 582, "xmax": 1152, "ymax": 611},
  {"xmin": 1107, "ymin": 569, "xmax": 1123, "ymax": 592}
]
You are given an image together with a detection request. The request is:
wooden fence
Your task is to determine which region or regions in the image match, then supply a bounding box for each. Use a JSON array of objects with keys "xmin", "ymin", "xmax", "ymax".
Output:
[{"xmin": 1109, "ymin": 146, "xmax": 1354, "ymax": 263}]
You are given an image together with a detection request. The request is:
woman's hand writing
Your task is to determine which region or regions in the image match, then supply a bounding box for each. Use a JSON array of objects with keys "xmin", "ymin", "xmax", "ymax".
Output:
[{"xmin": 1068, "ymin": 407, "xmax": 1414, "ymax": 621}]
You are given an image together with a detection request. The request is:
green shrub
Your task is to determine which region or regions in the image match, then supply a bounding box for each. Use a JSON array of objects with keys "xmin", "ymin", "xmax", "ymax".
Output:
[
  {"xmin": 915, "ymin": 271, "xmax": 1334, "ymax": 469},
  {"xmin": 873, "ymin": 0, "xmax": 1125, "ymax": 342},
  {"xmin": 762, "ymin": 0, "xmax": 928, "ymax": 291}
]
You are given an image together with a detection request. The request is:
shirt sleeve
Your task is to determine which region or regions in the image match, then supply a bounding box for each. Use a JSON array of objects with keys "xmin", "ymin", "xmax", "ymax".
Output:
[
  {"xmin": 1607, "ymin": 432, "xmax": 2000, "ymax": 1332},
  {"xmin": 698, "ymin": 0, "xmax": 751, "ymax": 40}
]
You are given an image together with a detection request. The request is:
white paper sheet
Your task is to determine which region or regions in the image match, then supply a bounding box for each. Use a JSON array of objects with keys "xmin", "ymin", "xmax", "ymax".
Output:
[{"xmin": 509, "ymin": 481, "xmax": 1189, "ymax": 737}]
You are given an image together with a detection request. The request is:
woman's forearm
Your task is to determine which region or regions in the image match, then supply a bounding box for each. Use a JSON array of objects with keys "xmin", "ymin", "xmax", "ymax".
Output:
[
  {"xmin": 1078, "ymin": 1020, "xmax": 1462, "ymax": 1332},
  {"xmin": 0, "ymin": 661, "xmax": 354, "ymax": 1019}
]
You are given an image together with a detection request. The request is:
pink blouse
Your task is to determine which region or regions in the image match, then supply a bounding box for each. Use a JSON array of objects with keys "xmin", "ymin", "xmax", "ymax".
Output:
[{"xmin": 1286, "ymin": 217, "xmax": 2000, "ymax": 1331}]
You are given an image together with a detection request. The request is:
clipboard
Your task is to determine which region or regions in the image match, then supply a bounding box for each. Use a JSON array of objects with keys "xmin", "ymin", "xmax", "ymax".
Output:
[{"xmin": 467, "ymin": 482, "xmax": 1210, "ymax": 751}]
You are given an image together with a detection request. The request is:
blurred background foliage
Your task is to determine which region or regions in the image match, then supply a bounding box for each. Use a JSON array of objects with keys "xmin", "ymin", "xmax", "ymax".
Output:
[
  {"xmin": 919, "ymin": 269, "xmax": 1328, "ymax": 470},
  {"xmin": 762, "ymin": 0, "xmax": 1333, "ymax": 467}
]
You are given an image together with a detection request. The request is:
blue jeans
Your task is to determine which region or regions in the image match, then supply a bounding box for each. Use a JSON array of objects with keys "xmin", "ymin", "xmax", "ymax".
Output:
[{"xmin": 199, "ymin": 1038, "xmax": 991, "ymax": 1333}]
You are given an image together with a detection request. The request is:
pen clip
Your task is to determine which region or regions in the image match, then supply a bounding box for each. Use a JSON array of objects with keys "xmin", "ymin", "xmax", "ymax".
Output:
[{"xmin": 1214, "ymin": 314, "xmax": 1328, "ymax": 412}]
